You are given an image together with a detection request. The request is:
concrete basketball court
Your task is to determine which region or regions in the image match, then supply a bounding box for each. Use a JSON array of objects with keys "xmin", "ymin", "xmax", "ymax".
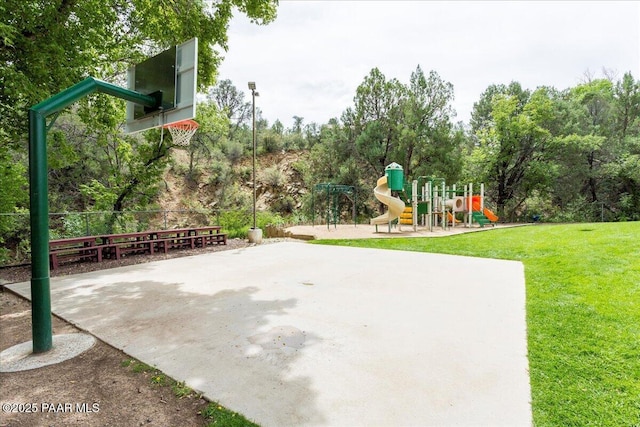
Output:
[{"xmin": 7, "ymin": 241, "xmax": 531, "ymax": 426}]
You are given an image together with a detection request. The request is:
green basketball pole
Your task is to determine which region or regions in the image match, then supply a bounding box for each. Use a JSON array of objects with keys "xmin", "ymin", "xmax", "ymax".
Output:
[{"xmin": 28, "ymin": 77, "xmax": 158, "ymax": 353}]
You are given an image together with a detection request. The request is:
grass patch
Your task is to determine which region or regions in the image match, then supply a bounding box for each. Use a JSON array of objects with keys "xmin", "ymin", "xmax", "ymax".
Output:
[
  {"xmin": 200, "ymin": 402, "xmax": 259, "ymax": 427},
  {"xmin": 314, "ymin": 222, "xmax": 640, "ymax": 426},
  {"xmin": 122, "ymin": 358, "xmax": 258, "ymax": 426}
]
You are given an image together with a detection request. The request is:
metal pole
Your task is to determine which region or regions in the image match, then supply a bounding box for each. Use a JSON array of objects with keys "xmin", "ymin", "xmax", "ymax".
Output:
[
  {"xmin": 28, "ymin": 77, "xmax": 158, "ymax": 354},
  {"xmin": 29, "ymin": 109, "xmax": 52, "ymax": 353},
  {"xmin": 252, "ymin": 89, "xmax": 257, "ymax": 230}
]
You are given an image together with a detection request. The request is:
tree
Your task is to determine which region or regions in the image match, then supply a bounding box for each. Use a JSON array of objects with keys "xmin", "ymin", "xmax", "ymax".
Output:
[
  {"xmin": 399, "ymin": 66, "xmax": 458, "ymax": 180},
  {"xmin": 565, "ymin": 79, "xmax": 616, "ymax": 205},
  {"xmin": 613, "ymin": 72, "xmax": 640, "ymax": 141},
  {"xmin": 0, "ymin": 149, "xmax": 27, "ymax": 263},
  {"xmin": 0, "ymin": 0, "xmax": 278, "ymax": 237},
  {"xmin": 473, "ymin": 87, "xmax": 555, "ymax": 219},
  {"xmin": 291, "ymin": 116, "xmax": 304, "ymax": 134},
  {"xmin": 470, "ymin": 82, "xmax": 530, "ymax": 134},
  {"xmin": 352, "ymin": 67, "xmax": 406, "ymax": 177},
  {"xmin": 1, "ymin": 0, "xmax": 277, "ymax": 146},
  {"xmin": 207, "ymin": 79, "xmax": 252, "ymax": 137}
]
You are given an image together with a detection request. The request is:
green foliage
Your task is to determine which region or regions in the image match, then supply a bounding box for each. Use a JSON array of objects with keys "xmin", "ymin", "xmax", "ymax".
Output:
[
  {"xmin": 261, "ymin": 166, "xmax": 285, "ymax": 188},
  {"xmin": 257, "ymin": 211, "xmax": 286, "ymax": 228},
  {"xmin": 48, "ymin": 130, "xmax": 80, "ymax": 169},
  {"xmin": 218, "ymin": 210, "xmax": 284, "ymax": 238},
  {"xmin": 171, "ymin": 381, "xmax": 194, "ymax": 399},
  {"xmin": 61, "ymin": 213, "xmax": 87, "ymax": 238},
  {"xmin": 0, "ymin": 0, "xmax": 279, "ymax": 247},
  {"xmin": 271, "ymin": 195, "xmax": 296, "ymax": 214},
  {"xmin": 129, "ymin": 361, "xmax": 155, "ymax": 374},
  {"xmin": 319, "ymin": 222, "xmax": 640, "ymax": 426},
  {"xmin": 207, "ymin": 149, "xmax": 233, "ymax": 186},
  {"xmin": 222, "ymin": 140, "xmax": 245, "ymax": 164},
  {"xmin": 219, "ymin": 210, "xmax": 252, "ymax": 238},
  {"xmin": 352, "ymin": 67, "xmax": 406, "ymax": 177},
  {"xmin": 201, "ymin": 402, "xmax": 259, "ymax": 427},
  {"xmin": 0, "ymin": 0, "xmax": 279, "ymax": 143},
  {"xmin": 0, "ymin": 149, "xmax": 28, "ymax": 263},
  {"xmin": 469, "ymin": 87, "xmax": 555, "ymax": 220},
  {"xmin": 80, "ymin": 180, "xmax": 119, "ymax": 211},
  {"xmin": 261, "ymin": 131, "xmax": 283, "ymax": 154},
  {"xmin": 0, "ymin": 150, "xmax": 27, "ymax": 236}
]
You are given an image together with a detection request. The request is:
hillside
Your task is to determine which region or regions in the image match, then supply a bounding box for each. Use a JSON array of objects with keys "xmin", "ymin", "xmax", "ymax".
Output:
[{"xmin": 157, "ymin": 149, "xmax": 310, "ymax": 224}]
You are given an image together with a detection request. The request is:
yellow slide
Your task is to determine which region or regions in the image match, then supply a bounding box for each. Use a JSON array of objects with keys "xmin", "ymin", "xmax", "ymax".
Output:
[{"xmin": 370, "ymin": 175, "xmax": 405, "ymax": 225}]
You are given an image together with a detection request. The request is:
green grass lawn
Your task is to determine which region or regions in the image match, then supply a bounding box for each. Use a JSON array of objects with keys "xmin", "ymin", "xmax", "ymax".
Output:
[{"xmin": 313, "ymin": 222, "xmax": 640, "ymax": 426}]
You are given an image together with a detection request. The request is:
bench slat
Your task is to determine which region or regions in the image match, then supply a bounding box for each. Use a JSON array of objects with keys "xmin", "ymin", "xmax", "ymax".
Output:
[{"xmin": 49, "ymin": 228, "xmax": 227, "ymax": 269}]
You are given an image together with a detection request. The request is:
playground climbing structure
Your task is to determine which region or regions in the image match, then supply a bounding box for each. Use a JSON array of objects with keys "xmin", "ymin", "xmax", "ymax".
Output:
[
  {"xmin": 311, "ymin": 183, "xmax": 356, "ymax": 230},
  {"xmin": 371, "ymin": 163, "xmax": 499, "ymax": 232}
]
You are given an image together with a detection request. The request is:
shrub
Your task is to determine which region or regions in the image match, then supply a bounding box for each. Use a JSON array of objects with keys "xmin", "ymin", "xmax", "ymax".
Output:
[
  {"xmin": 257, "ymin": 211, "xmax": 285, "ymax": 229},
  {"xmin": 237, "ymin": 166, "xmax": 252, "ymax": 183},
  {"xmin": 219, "ymin": 210, "xmax": 251, "ymax": 238},
  {"xmin": 223, "ymin": 140, "xmax": 244, "ymax": 164},
  {"xmin": 219, "ymin": 209, "xmax": 285, "ymax": 239},
  {"xmin": 262, "ymin": 133, "xmax": 282, "ymax": 154},
  {"xmin": 271, "ymin": 195, "xmax": 295, "ymax": 214},
  {"xmin": 261, "ymin": 166, "xmax": 285, "ymax": 188},
  {"xmin": 207, "ymin": 158, "xmax": 231, "ymax": 186}
]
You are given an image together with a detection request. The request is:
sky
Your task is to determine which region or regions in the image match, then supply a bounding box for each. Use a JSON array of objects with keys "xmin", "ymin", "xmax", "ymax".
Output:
[{"xmin": 217, "ymin": 1, "xmax": 640, "ymax": 129}]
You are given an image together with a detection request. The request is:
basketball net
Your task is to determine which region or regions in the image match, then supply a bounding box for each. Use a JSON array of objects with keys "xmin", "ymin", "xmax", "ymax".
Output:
[{"xmin": 163, "ymin": 119, "xmax": 199, "ymax": 148}]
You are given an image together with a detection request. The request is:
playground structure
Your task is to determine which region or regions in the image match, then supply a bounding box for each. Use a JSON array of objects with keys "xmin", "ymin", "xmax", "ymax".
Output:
[
  {"xmin": 311, "ymin": 183, "xmax": 357, "ymax": 230},
  {"xmin": 371, "ymin": 163, "xmax": 499, "ymax": 232}
]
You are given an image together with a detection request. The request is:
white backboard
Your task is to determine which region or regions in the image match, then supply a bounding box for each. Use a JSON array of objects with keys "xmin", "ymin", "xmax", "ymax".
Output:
[{"xmin": 125, "ymin": 38, "xmax": 198, "ymax": 134}]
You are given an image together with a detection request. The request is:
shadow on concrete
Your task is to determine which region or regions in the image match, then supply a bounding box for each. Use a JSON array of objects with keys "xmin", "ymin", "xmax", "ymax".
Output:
[{"xmin": 14, "ymin": 271, "xmax": 325, "ymax": 425}]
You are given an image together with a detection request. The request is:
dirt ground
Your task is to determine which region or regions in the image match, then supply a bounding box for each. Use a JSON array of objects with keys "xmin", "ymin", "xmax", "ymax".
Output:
[{"xmin": 0, "ymin": 239, "xmax": 254, "ymax": 427}]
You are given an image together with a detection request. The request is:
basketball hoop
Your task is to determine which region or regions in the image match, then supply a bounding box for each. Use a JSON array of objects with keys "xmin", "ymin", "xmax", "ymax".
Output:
[{"xmin": 163, "ymin": 119, "xmax": 199, "ymax": 147}]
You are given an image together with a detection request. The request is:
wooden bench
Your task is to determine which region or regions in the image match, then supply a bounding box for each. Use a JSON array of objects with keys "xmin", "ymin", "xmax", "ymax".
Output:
[
  {"xmin": 191, "ymin": 226, "xmax": 227, "ymax": 247},
  {"xmin": 200, "ymin": 232, "xmax": 227, "ymax": 246},
  {"xmin": 49, "ymin": 236, "xmax": 102, "ymax": 270},
  {"xmin": 153, "ymin": 235, "xmax": 198, "ymax": 253},
  {"xmin": 48, "ymin": 226, "xmax": 227, "ymax": 268},
  {"xmin": 102, "ymin": 240, "xmax": 154, "ymax": 260},
  {"xmin": 99, "ymin": 232, "xmax": 154, "ymax": 260},
  {"xmin": 153, "ymin": 227, "xmax": 227, "ymax": 254}
]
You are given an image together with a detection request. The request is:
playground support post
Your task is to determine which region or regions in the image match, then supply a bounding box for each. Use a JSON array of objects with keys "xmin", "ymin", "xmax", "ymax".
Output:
[
  {"xmin": 468, "ymin": 183, "xmax": 473, "ymax": 228},
  {"xmin": 411, "ymin": 180, "xmax": 418, "ymax": 231},
  {"xmin": 451, "ymin": 184, "xmax": 457, "ymax": 228},
  {"xmin": 28, "ymin": 77, "xmax": 157, "ymax": 353},
  {"xmin": 426, "ymin": 181, "xmax": 432, "ymax": 231},
  {"xmin": 463, "ymin": 184, "xmax": 469, "ymax": 228},
  {"xmin": 442, "ymin": 181, "xmax": 447, "ymax": 231}
]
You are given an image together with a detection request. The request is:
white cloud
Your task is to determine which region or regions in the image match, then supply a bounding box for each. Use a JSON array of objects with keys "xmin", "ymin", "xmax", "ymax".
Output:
[{"xmin": 217, "ymin": 1, "xmax": 640, "ymax": 129}]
